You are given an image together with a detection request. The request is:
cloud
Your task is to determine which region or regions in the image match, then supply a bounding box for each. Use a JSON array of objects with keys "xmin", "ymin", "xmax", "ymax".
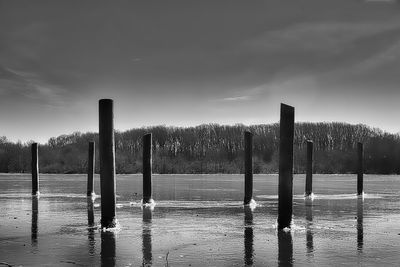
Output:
[
  {"xmin": 219, "ymin": 96, "xmax": 251, "ymax": 102},
  {"xmin": 0, "ymin": 65, "xmax": 68, "ymax": 107},
  {"xmin": 243, "ymin": 20, "xmax": 400, "ymax": 55}
]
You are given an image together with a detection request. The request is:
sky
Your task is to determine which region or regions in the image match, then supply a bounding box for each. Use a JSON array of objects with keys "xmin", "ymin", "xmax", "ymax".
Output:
[{"xmin": 1, "ymin": 0, "xmax": 400, "ymax": 143}]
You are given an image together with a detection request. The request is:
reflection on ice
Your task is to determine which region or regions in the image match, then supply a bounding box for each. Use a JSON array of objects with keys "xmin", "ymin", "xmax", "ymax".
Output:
[
  {"xmin": 278, "ymin": 230, "xmax": 293, "ymax": 267},
  {"xmin": 87, "ymin": 197, "xmax": 96, "ymax": 256},
  {"xmin": 142, "ymin": 206, "xmax": 153, "ymax": 267},
  {"xmin": 244, "ymin": 206, "xmax": 254, "ymax": 266},
  {"xmin": 305, "ymin": 198, "xmax": 314, "ymax": 256},
  {"xmin": 31, "ymin": 196, "xmax": 38, "ymax": 247},
  {"xmin": 257, "ymin": 193, "xmax": 384, "ymax": 200},
  {"xmin": 357, "ymin": 198, "xmax": 364, "ymax": 252},
  {"xmin": 101, "ymin": 231, "xmax": 116, "ymax": 267}
]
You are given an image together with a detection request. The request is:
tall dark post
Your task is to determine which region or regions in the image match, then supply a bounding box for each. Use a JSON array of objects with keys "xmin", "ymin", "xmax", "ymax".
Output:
[
  {"xmin": 278, "ymin": 103, "xmax": 295, "ymax": 229},
  {"xmin": 305, "ymin": 140, "xmax": 313, "ymax": 197},
  {"xmin": 87, "ymin": 141, "xmax": 95, "ymax": 196},
  {"xmin": 244, "ymin": 131, "xmax": 253, "ymax": 205},
  {"xmin": 31, "ymin": 143, "xmax": 39, "ymax": 195},
  {"xmin": 357, "ymin": 142, "xmax": 364, "ymax": 195},
  {"xmin": 99, "ymin": 99, "xmax": 117, "ymax": 228},
  {"xmin": 142, "ymin": 133, "xmax": 153, "ymax": 204}
]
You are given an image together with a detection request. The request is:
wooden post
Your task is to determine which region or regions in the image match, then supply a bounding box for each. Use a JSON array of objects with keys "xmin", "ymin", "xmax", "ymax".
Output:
[
  {"xmin": 305, "ymin": 140, "xmax": 313, "ymax": 197},
  {"xmin": 31, "ymin": 143, "xmax": 39, "ymax": 195},
  {"xmin": 87, "ymin": 141, "xmax": 95, "ymax": 196},
  {"xmin": 99, "ymin": 99, "xmax": 117, "ymax": 228},
  {"xmin": 244, "ymin": 131, "xmax": 253, "ymax": 205},
  {"xmin": 357, "ymin": 142, "xmax": 364, "ymax": 195},
  {"xmin": 278, "ymin": 103, "xmax": 295, "ymax": 229},
  {"xmin": 142, "ymin": 133, "xmax": 153, "ymax": 204}
]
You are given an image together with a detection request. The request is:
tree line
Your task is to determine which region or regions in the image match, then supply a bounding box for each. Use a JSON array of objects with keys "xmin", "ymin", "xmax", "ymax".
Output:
[{"xmin": 0, "ymin": 122, "xmax": 399, "ymax": 174}]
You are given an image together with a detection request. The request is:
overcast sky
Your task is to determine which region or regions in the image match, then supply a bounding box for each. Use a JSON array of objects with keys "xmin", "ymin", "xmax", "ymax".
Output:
[{"xmin": 1, "ymin": 0, "xmax": 400, "ymax": 143}]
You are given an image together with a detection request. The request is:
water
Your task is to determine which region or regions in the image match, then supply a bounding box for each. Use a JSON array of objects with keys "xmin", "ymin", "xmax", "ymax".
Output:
[{"xmin": 1, "ymin": 174, "xmax": 400, "ymax": 266}]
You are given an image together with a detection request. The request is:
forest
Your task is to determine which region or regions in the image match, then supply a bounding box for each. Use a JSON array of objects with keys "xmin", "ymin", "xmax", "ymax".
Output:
[{"xmin": 0, "ymin": 122, "xmax": 400, "ymax": 174}]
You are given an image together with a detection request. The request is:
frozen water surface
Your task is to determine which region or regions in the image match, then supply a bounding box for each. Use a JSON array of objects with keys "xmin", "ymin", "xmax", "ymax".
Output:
[{"xmin": 1, "ymin": 174, "xmax": 400, "ymax": 266}]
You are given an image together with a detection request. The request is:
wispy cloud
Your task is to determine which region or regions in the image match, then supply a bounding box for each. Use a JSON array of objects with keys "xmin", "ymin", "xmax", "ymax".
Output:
[
  {"xmin": 210, "ymin": 95, "xmax": 251, "ymax": 103},
  {"xmin": 219, "ymin": 96, "xmax": 250, "ymax": 102},
  {"xmin": 0, "ymin": 66, "xmax": 68, "ymax": 107},
  {"xmin": 243, "ymin": 20, "xmax": 400, "ymax": 55}
]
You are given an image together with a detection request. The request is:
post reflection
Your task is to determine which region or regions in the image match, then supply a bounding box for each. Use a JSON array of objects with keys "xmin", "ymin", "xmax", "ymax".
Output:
[
  {"xmin": 101, "ymin": 231, "xmax": 116, "ymax": 267},
  {"xmin": 31, "ymin": 196, "xmax": 38, "ymax": 245},
  {"xmin": 87, "ymin": 197, "xmax": 96, "ymax": 256},
  {"xmin": 305, "ymin": 198, "xmax": 314, "ymax": 255},
  {"xmin": 142, "ymin": 206, "xmax": 153, "ymax": 267},
  {"xmin": 357, "ymin": 198, "xmax": 364, "ymax": 252},
  {"xmin": 244, "ymin": 206, "xmax": 254, "ymax": 266},
  {"xmin": 278, "ymin": 230, "xmax": 293, "ymax": 267}
]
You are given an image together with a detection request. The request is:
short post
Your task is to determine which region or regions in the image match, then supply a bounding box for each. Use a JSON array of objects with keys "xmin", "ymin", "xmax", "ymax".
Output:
[
  {"xmin": 99, "ymin": 99, "xmax": 117, "ymax": 228},
  {"xmin": 244, "ymin": 131, "xmax": 253, "ymax": 205},
  {"xmin": 87, "ymin": 141, "xmax": 95, "ymax": 196},
  {"xmin": 305, "ymin": 140, "xmax": 313, "ymax": 197},
  {"xmin": 278, "ymin": 103, "xmax": 295, "ymax": 229},
  {"xmin": 357, "ymin": 142, "xmax": 364, "ymax": 195},
  {"xmin": 142, "ymin": 133, "xmax": 153, "ymax": 204},
  {"xmin": 31, "ymin": 143, "xmax": 39, "ymax": 195}
]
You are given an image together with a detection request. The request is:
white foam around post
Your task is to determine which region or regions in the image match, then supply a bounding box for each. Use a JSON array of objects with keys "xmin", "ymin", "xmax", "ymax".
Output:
[
  {"xmin": 100, "ymin": 219, "xmax": 121, "ymax": 233},
  {"xmin": 248, "ymin": 199, "xmax": 257, "ymax": 210},
  {"xmin": 141, "ymin": 199, "xmax": 156, "ymax": 210},
  {"xmin": 304, "ymin": 193, "xmax": 315, "ymax": 200}
]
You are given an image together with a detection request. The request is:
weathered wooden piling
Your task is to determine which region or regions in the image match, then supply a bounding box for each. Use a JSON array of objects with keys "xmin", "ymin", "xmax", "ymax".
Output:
[
  {"xmin": 31, "ymin": 143, "xmax": 39, "ymax": 195},
  {"xmin": 87, "ymin": 141, "xmax": 95, "ymax": 196},
  {"xmin": 357, "ymin": 142, "xmax": 364, "ymax": 195},
  {"xmin": 278, "ymin": 103, "xmax": 295, "ymax": 229},
  {"xmin": 244, "ymin": 131, "xmax": 253, "ymax": 205},
  {"xmin": 99, "ymin": 99, "xmax": 117, "ymax": 228},
  {"xmin": 142, "ymin": 133, "xmax": 153, "ymax": 204},
  {"xmin": 305, "ymin": 140, "xmax": 313, "ymax": 197}
]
